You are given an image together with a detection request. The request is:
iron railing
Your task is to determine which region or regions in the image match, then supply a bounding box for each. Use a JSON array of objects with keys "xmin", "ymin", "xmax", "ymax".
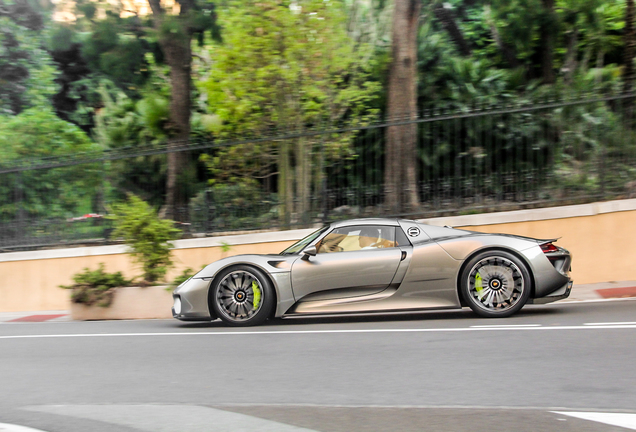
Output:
[{"xmin": 2, "ymin": 92, "xmax": 636, "ymax": 250}]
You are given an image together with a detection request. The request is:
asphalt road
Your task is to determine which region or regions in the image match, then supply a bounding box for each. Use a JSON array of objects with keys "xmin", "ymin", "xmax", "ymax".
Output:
[{"xmin": 1, "ymin": 299, "xmax": 635, "ymax": 432}]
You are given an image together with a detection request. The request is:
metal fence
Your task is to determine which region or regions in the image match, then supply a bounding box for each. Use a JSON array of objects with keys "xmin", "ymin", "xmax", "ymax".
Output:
[{"xmin": 2, "ymin": 92, "xmax": 636, "ymax": 251}]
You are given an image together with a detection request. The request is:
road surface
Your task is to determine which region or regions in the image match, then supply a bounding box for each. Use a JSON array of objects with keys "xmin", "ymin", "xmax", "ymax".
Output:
[{"xmin": 1, "ymin": 299, "xmax": 635, "ymax": 432}]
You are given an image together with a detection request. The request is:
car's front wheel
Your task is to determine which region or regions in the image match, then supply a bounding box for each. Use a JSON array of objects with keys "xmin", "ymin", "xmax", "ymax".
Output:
[
  {"xmin": 210, "ymin": 265, "xmax": 275, "ymax": 326},
  {"xmin": 460, "ymin": 250, "xmax": 531, "ymax": 318}
]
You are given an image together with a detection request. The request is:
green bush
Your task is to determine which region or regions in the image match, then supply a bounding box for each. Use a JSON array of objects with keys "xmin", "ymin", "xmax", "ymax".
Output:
[
  {"xmin": 60, "ymin": 263, "xmax": 131, "ymax": 307},
  {"xmin": 109, "ymin": 194, "xmax": 181, "ymax": 283}
]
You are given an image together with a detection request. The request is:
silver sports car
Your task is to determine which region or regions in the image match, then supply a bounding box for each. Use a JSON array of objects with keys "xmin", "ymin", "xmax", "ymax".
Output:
[{"xmin": 172, "ymin": 218, "xmax": 572, "ymax": 326}]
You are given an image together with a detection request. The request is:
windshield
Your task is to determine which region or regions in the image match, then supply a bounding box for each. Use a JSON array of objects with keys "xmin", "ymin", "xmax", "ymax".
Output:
[{"xmin": 280, "ymin": 225, "xmax": 329, "ymax": 255}]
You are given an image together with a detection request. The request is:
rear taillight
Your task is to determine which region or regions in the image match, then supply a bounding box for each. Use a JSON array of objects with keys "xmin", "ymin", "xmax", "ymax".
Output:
[{"xmin": 541, "ymin": 242, "xmax": 559, "ymax": 253}]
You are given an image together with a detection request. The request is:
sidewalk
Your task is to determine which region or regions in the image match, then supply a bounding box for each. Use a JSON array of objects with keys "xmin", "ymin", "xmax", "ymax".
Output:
[{"xmin": 0, "ymin": 282, "xmax": 634, "ymax": 323}]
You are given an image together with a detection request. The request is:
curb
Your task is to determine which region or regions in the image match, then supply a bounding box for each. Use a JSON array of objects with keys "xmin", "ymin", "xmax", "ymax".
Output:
[{"xmin": 1, "ymin": 284, "xmax": 634, "ymax": 323}]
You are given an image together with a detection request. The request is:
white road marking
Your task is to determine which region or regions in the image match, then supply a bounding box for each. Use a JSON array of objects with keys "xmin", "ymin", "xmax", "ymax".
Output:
[
  {"xmin": 470, "ymin": 324, "xmax": 541, "ymax": 328},
  {"xmin": 552, "ymin": 412, "xmax": 636, "ymax": 430},
  {"xmin": 584, "ymin": 321, "xmax": 636, "ymax": 326},
  {"xmin": 1, "ymin": 324, "xmax": 636, "ymax": 340},
  {"xmin": 210, "ymin": 402, "xmax": 636, "ymax": 411},
  {"xmin": 26, "ymin": 404, "xmax": 318, "ymax": 432},
  {"xmin": 0, "ymin": 423, "xmax": 50, "ymax": 432}
]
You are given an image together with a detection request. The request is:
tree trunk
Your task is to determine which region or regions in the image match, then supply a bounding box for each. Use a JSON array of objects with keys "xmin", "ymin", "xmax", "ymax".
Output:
[
  {"xmin": 148, "ymin": 0, "xmax": 192, "ymax": 222},
  {"xmin": 385, "ymin": 0, "xmax": 420, "ymax": 214},
  {"xmin": 278, "ymin": 140, "xmax": 292, "ymax": 228},
  {"xmin": 433, "ymin": 3, "xmax": 471, "ymax": 57},
  {"xmin": 539, "ymin": 0, "xmax": 556, "ymax": 84},
  {"xmin": 313, "ymin": 140, "xmax": 324, "ymax": 216},
  {"xmin": 163, "ymin": 41, "xmax": 191, "ymax": 221},
  {"xmin": 295, "ymin": 136, "xmax": 311, "ymax": 226}
]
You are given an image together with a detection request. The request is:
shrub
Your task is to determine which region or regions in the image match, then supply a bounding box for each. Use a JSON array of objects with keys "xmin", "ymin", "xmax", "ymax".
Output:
[
  {"xmin": 109, "ymin": 194, "xmax": 181, "ymax": 283},
  {"xmin": 60, "ymin": 263, "xmax": 131, "ymax": 307}
]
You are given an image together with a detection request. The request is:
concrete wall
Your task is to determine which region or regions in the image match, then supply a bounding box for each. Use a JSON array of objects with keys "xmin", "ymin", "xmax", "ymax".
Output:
[
  {"xmin": 0, "ymin": 232, "xmax": 310, "ymax": 313},
  {"xmin": 1, "ymin": 199, "xmax": 635, "ymax": 313}
]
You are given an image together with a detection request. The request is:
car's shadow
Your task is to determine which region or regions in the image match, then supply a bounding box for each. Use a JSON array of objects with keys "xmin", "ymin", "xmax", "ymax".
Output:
[{"xmin": 173, "ymin": 304, "xmax": 565, "ymax": 329}]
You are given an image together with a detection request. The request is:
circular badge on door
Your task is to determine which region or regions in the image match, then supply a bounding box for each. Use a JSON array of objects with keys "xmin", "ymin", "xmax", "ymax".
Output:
[{"xmin": 407, "ymin": 227, "xmax": 420, "ymax": 237}]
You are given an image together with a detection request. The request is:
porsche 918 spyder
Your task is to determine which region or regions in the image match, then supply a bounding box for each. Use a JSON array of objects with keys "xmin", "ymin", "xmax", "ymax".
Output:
[{"xmin": 172, "ymin": 218, "xmax": 572, "ymax": 326}]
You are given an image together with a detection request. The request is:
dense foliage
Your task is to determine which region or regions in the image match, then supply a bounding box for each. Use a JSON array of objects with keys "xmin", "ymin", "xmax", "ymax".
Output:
[
  {"xmin": 0, "ymin": 107, "xmax": 101, "ymax": 221},
  {"xmin": 200, "ymin": 0, "xmax": 380, "ymax": 225},
  {"xmin": 0, "ymin": 0, "xmax": 56, "ymax": 115},
  {"xmin": 0, "ymin": 0, "xmax": 635, "ymax": 230}
]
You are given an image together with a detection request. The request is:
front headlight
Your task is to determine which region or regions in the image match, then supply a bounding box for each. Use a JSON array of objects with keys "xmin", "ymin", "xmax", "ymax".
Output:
[{"xmin": 173, "ymin": 297, "xmax": 182, "ymax": 315}]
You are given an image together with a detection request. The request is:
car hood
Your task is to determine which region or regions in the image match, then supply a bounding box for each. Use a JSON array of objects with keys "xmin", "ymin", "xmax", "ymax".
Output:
[{"xmin": 193, "ymin": 254, "xmax": 299, "ymax": 279}]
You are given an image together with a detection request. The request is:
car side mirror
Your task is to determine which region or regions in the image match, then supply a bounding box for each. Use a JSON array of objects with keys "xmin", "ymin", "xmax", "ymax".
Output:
[{"xmin": 303, "ymin": 245, "xmax": 317, "ymax": 257}]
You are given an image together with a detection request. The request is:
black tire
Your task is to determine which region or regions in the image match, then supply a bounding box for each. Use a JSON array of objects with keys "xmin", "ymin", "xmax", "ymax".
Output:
[
  {"xmin": 460, "ymin": 250, "xmax": 531, "ymax": 318},
  {"xmin": 210, "ymin": 265, "xmax": 275, "ymax": 327}
]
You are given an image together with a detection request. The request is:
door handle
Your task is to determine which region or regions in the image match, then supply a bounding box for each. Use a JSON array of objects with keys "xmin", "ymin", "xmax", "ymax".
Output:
[{"xmin": 401, "ymin": 251, "xmax": 407, "ymax": 261}]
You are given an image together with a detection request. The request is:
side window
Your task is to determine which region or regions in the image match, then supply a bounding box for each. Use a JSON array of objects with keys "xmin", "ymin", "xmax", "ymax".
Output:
[
  {"xmin": 396, "ymin": 227, "xmax": 411, "ymax": 247},
  {"xmin": 317, "ymin": 226, "xmax": 397, "ymax": 253}
]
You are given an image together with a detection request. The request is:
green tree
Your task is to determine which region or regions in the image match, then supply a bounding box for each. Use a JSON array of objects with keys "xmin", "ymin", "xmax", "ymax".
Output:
[
  {"xmin": 47, "ymin": 0, "xmax": 220, "ymax": 221},
  {"xmin": 201, "ymin": 0, "xmax": 379, "ymax": 226},
  {"xmin": 93, "ymin": 73, "xmax": 212, "ymax": 211},
  {"xmin": 0, "ymin": 1, "xmax": 57, "ymax": 115},
  {"xmin": 0, "ymin": 107, "xmax": 101, "ymax": 221},
  {"xmin": 624, "ymin": 0, "xmax": 635, "ymax": 94},
  {"xmin": 147, "ymin": 0, "xmax": 220, "ymax": 221},
  {"xmin": 47, "ymin": 26, "xmax": 95, "ymax": 131},
  {"xmin": 557, "ymin": 0, "xmax": 624, "ymax": 82},
  {"xmin": 46, "ymin": 4, "xmax": 154, "ymax": 131},
  {"xmin": 93, "ymin": 84, "xmax": 170, "ymax": 207}
]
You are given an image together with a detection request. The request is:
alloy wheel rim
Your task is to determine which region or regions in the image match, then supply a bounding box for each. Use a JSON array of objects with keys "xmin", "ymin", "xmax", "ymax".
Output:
[
  {"xmin": 467, "ymin": 256, "xmax": 524, "ymax": 312},
  {"xmin": 216, "ymin": 270, "xmax": 263, "ymax": 321}
]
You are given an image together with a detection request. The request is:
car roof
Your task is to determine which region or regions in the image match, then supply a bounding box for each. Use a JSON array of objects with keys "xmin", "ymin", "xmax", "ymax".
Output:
[{"xmin": 328, "ymin": 218, "xmax": 401, "ymax": 228}]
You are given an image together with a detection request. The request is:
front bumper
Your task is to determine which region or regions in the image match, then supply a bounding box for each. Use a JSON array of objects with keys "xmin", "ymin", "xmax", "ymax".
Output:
[
  {"xmin": 528, "ymin": 280, "xmax": 573, "ymax": 305},
  {"xmin": 172, "ymin": 277, "xmax": 215, "ymax": 321},
  {"xmin": 172, "ymin": 294, "xmax": 213, "ymax": 321}
]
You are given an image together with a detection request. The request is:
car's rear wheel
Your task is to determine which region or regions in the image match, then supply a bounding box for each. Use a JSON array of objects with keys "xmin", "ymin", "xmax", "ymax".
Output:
[
  {"xmin": 211, "ymin": 265, "xmax": 275, "ymax": 326},
  {"xmin": 461, "ymin": 250, "xmax": 531, "ymax": 318}
]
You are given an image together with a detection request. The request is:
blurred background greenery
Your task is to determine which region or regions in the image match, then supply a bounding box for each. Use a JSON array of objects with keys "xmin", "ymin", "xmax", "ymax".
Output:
[{"xmin": 1, "ymin": 0, "xmax": 636, "ymax": 248}]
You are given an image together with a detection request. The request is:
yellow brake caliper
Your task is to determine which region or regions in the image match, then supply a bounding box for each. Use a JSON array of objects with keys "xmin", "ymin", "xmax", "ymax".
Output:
[
  {"xmin": 252, "ymin": 280, "xmax": 261, "ymax": 310},
  {"xmin": 475, "ymin": 272, "xmax": 484, "ymax": 299}
]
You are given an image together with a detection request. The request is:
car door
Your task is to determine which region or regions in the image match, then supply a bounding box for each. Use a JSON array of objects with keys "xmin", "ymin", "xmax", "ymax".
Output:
[{"xmin": 290, "ymin": 225, "xmax": 403, "ymax": 302}]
